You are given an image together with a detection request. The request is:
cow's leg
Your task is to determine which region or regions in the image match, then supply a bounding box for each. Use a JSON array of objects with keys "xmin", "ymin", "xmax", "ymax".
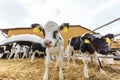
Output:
[
  {"xmin": 67, "ymin": 49, "xmax": 71, "ymax": 68},
  {"xmin": 94, "ymin": 51, "xmax": 105, "ymax": 74},
  {"xmin": 82, "ymin": 53, "xmax": 89, "ymax": 78},
  {"xmin": 71, "ymin": 51, "xmax": 76, "ymax": 68},
  {"xmin": 8, "ymin": 51, "xmax": 14, "ymax": 60},
  {"xmin": 22, "ymin": 51, "xmax": 27, "ymax": 59},
  {"xmin": 56, "ymin": 52, "xmax": 64, "ymax": 80},
  {"xmin": 14, "ymin": 52, "xmax": 19, "ymax": 59},
  {"xmin": 6, "ymin": 53, "xmax": 10, "ymax": 59},
  {"xmin": 30, "ymin": 52, "xmax": 35, "ymax": 62},
  {"xmin": 0, "ymin": 53, "xmax": 4, "ymax": 58},
  {"xmin": 43, "ymin": 51, "xmax": 51, "ymax": 80}
]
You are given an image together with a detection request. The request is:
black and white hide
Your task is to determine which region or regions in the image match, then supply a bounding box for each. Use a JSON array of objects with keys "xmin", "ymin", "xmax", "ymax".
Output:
[
  {"xmin": 30, "ymin": 42, "xmax": 46, "ymax": 62},
  {"xmin": 66, "ymin": 36, "xmax": 81, "ymax": 68}
]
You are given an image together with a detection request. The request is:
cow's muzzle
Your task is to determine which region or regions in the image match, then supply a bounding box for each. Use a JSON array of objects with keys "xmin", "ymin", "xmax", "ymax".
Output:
[{"xmin": 43, "ymin": 39, "xmax": 52, "ymax": 47}]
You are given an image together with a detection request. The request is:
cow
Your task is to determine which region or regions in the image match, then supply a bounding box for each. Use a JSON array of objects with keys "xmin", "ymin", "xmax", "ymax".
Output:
[
  {"xmin": 31, "ymin": 21, "xmax": 69, "ymax": 80},
  {"xmin": 21, "ymin": 45, "xmax": 30, "ymax": 59},
  {"xmin": 7, "ymin": 43, "xmax": 18, "ymax": 60},
  {"xmin": 30, "ymin": 42, "xmax": 46, "ymax": 62},
  {"xmin": 81, "ymin": 33, "xmax": 114, "ymax": 78},
  {"xmin": 66, "ymin": 33, "xmax": 113, "ymax": 78},
  {"xmin": 66, "ymin": 36, "xmax": 81, "ymax": 68},
  {"xmin": 2, "ymin": 43, "xmax": 16, "ymax": 59}
]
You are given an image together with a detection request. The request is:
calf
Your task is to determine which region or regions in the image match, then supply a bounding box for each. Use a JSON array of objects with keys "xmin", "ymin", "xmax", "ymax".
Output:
[
  {"xmin": 21, "ymin": 45, "xmax": 30, "ymax": 59},
  {"xmin": 66, "ymin": 36, "xmax": 81, "ymax": 68},
  {"xmin": 3, "ymin": 43, "xmax": 16, "ymax": 59},
  {"xmin": 80, "ymin": 33, "xmax": 113, "ymax": 78},
  {"xmin": 30, "ymin": 42, "xmax": 46, "ymax": 62},
  {"xmin": 31, "ymin": 21, "xmax": 69, "ymax": 80},
  {"xmin": 13, "ymin": 44, "xmax": 30, "ymax": 59}
]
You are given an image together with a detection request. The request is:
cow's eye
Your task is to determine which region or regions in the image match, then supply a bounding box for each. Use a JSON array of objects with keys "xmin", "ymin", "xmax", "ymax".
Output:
[{"xmin": 53, "ymin": 31, "xmax": 58, "ymax": 39}]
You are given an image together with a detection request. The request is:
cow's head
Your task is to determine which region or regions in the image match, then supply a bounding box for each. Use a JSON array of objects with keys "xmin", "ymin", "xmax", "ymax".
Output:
[
  {"xmin": 31, "ymin": 21, "xmax": 69, "ymax": 48},
  {"xmin": 81, "ymin": 33, "xmax": 113, "ymax": 55}
]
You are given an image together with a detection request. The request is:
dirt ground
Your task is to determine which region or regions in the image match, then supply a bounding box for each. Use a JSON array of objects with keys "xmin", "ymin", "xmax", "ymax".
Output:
[{"xmin": 0, "ymin": 58, "xmax": 120, "ymax": 80}]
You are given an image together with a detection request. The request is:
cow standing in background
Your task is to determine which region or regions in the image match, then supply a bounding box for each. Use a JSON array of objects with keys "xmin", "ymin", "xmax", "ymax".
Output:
[
  {"xmin": 8, "ymin": 43, "xmax": 18, "ymax": 60},
  {"xmin": 66, "ymin": 36, "xmax": 81, "ymax": 68},
  {"xmin": 30, "ymin": 42, "xmax": 46, "ymax": 62},
  {"xmin": 81, "ymin": 33, "xmax": 113, "ymax": 78},
  {"xmin": 31, "ymin": 21, "xmax": 69, "ymax": 80},
  {"xmin": 66, "ymin": 33, "xmax": 113, "ymax": 78}
]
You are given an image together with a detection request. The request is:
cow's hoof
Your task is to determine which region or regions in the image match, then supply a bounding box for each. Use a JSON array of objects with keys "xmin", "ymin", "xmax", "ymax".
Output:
[
  {"xmin": 85, "ymin": 74, "xmax": 89, "ymax": 78},
  {"xmin": 59, "ymin": 76, "xmax": 64, "ymax": 80},
  {"xmin": 100, "ymin": 69, "xmax": 106, "ymax": 75},
  {"xmin": 43, "ymin": 76, "xmax": 48, "ymax": 80}
]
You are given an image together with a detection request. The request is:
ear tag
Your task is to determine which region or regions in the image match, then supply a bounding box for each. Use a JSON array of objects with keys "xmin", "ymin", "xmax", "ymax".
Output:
[
  {"xmin": 84, "ymin": 39, "xmax": 90, "ymax": 43},
  {"xmin": 62, "ymin": 26, "xmax": 68, "ymax": 33},
  {"xmin": 106, "ymin": 37, "xmax": 111, "ymax": 43},
  {"xmin": 33, "ymin": 26, "xmax": 40, "ymax": 33}
]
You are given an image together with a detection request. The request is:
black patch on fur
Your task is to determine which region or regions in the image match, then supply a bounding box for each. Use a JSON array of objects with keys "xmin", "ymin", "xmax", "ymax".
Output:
[
  {"xmin": 70, "ymin": 36, "xmax": 81, "ymax": 50},
  {"xmin": 59, "ymin": 23, "xmax": 69, "ymax": 31},
  {"xmin": 31, "ymin": 23, "xmax": 40, "ymax": 28},
  {"xmin": 43, "ymin": 29, "xmax": 45, "ymax": 37},
  {"xmin": 32, "ymin": 43, "xmax": 46, "ymax": 56},
  {"xmin": 53, "ymin": 31, "xmax": 58, "ymax": 39}
]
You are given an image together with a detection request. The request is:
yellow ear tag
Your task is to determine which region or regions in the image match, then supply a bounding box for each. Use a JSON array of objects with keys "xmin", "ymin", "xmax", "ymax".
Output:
[
  {"xmin": 84, "ymin": 39, "xmax": 90, "ymax": 43},
  {"xmin": 33, "ymin": 26, "xmax": 40, "ymax": 33},
  {"xmin": 62, "ymin": 26, "xmax": 68, "ymax": 33},
  {"xmin": 106, "ymin": 37, "xmax": 111, "ymax": 43}
]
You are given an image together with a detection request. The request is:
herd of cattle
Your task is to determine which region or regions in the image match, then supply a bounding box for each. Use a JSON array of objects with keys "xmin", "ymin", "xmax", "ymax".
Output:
[{"xmin": 0, "ymin": 21, "xmax": 116, "ymax": 79}]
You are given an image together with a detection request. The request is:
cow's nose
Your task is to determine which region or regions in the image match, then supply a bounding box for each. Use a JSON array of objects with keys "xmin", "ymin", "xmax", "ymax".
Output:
[{"xmin": 43, "ymin": 39, "xmax": 52, "ymax": 47}]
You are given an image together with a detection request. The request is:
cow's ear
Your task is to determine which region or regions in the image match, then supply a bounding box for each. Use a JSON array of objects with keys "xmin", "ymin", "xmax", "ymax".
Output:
[
  {"xmin": 81, "ymin": 33, "xmax": 92, "ymax": 44},
  {"xmin": 59, "ymin": 23, "xmax": 69, "ymax": 33},
  {"xmin": 31, "ymin": 23, "xmax": 43, "ymax": 33},
  {"xmin": 104, "ymin": 34, "xmax": 114, "ymax": 43},
  {"xmin": 104, "ymin": 34, "xmax": 114, "ymax": 39}
]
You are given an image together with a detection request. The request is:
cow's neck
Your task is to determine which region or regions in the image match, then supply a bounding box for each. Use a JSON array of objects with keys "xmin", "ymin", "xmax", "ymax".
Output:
[{"xmin": 54, "ymin": 36, "xmax": 62, "ymax": 47}]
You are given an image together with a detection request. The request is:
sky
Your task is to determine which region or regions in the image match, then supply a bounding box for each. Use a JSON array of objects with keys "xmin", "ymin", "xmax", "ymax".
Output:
[{"xmin": 0, "ymin": 0, "xmax": 120, "ymax": 41}]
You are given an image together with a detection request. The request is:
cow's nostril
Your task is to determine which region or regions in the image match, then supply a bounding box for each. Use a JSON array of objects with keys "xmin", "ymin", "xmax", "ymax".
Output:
[
  {"xmin": 43, "ymin": 40, "xmax": 52, "ymax": 47},
  {"xmin": 49, "ymin": 41, "xmax": 52, "ymax": 44}
]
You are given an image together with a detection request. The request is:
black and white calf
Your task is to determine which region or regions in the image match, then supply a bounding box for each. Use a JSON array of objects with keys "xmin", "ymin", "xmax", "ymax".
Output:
[
  {"xmin": 81, "ymin": 33, "xmax": 113, "ymax": 78},
  {"xmin": 3, "ymin": 43, "xmax": 16, "ymax": 59},
  {"xmin": 30, "ymin": 42, "xmax": 46, "ymax": 62},
  {"xmin": 67, "ymin": 33, "xmax": 113, "ymax": 78},
  {"xmin": 8, "ymin": 43, "xmax": 30, "ymax": 60},
  {"xmin": 66, "ymin": 36, "xmax": 81, "ymax": 68},
  {"xmin": 31, "ymin": 21, "xmax": 69, "ymax": 80}
]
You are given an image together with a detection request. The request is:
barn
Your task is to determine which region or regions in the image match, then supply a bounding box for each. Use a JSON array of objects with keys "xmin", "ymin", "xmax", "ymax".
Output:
[
  {"xmin": 0, "ymin": 25, "xmax": 120, "ymax": 48},
  {"xmin": 0, "ymin": 25, "xmax": 93, "ymax": 47}
]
